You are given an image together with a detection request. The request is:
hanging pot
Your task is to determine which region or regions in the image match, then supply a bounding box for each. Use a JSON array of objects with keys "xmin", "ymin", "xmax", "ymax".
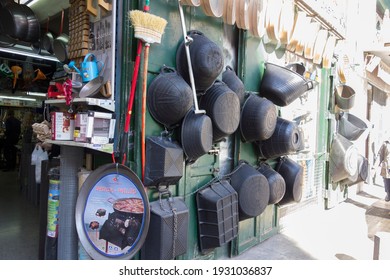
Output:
[
  {"xmin": 53, "ymin": 10, "xmax": 69, "ymax": 63},
  {"xmin": 42, "ymin": 17, "xmax": 54, "ymax": 54},
  {"xmin": 275, "ymin": 157, "xmax": 303, "ymax": 204},
  {"xmin": 229, "ymin": 162, "xmax": 270, "ymax": 221},
  {"xmin": 179, "ymin": 109, "xmax": 213, "ymax": 164},
  {"xmin": 329, "ymin": 134, "xmax": 358, "ymax": 183},
  {"xmin": 199, "ymin": 80, "xmax": 240, "ymax": 142},
  {"xmin": 259, "ymin": 62, "xmax": 313, "ymax": 107},
  {"xmin": 144, "ymin": 135, "xmax": 184, "ymax": 187},
  {"xmin": 338, "ymin": 112, "xmax": 368, "ymax": 141},
  {"xmin": 257, "ymin": 163, "xmax": 286, "ymax": 205},
  {"xmin": 222, "ymin": 65, "xmax": 245, "ymax": 105},
  {"xmin": 147, "ymin": 66, "xmax": 193, "ymax": 128},
  {"xmin": 239, "ymin": 94, "xmax": 278, "ymax": 142},
  {"xmin": 0, "ymin": 0, "xmax": 28, "ymax": 40},
  {"xmin": 176, "ymin": 30, "xmax": 224, "ymax": 93},
  {"xmin": 334, "ymin": 85, "xmax": 356, "ymax": 110},
  {"xmin": 19, "ymin": 4, "xmax": 40, "ymax": 43},
  {"xmin": 258, "ymin": 117, "xmax": 301, "ymax": 159}
]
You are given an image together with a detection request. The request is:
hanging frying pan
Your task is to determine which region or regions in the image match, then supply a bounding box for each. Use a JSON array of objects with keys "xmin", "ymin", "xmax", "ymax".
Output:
[
  {"xmin": 53, "ymin": 10, "xmax": 69, "ymax": 63},
  {"xmin": 19, "ymin": 4, "xmax": 40, "ymax": 43},
  {"xmin": 75, "ymin": 163, "xmax": 150, "ymax": 260},
  {"xmin": 42, "ymin": 17, "xmax": 54, "ymax": 54}
]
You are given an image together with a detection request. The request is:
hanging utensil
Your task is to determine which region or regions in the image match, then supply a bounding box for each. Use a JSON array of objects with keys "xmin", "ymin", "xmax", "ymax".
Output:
[
  {"xmin": 42, "ymin": 17, "xmax": 54, "ymax": 54},
  {"xmin": 178, "ymin": 0, "xmax": 205, "ymax": 114},
  {"xmin": 53, "ymin": 10, "xmax": 69, "ymax": 63}
]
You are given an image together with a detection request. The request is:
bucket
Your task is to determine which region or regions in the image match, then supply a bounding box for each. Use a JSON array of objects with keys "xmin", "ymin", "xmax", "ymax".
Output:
[
  {"xmin": 334, "ymin": 85, "xmax": 355, "ymax": 110},
  {"xmin": 339, "ymin": 154, "xmax": 369, "ymax": 186},
  {"xmin": 239, "ymin": 94, "xmax": 278, "ymax": 142},
  {"xmin": 259, "ymin": 62, "xmax": 313, "ymax": 107},
  {"xmin": 257, "ymin": 163, "xmax": 286, "ymax": 205},
  {"xmin": 258, "ymin": 117, "xmax": 301, "ymax": 159},
  {"xmin": 275, "ymin": 157, "xmax": 303, "ymax": 204},
  {"xmin": 329, "ymin": 134, "xmax": 359, "ymax": 183},
  {"xmin": 176, "ymin": 30, "xmax": 224, "ymax": 92},
  {"xmin": 229, "ymin": 162, "xmax": 270, "ymax": 220},
  {"xmin": 147, "ymin": 66, "xmax": 193, "ymax": 128},
  {"xmin": 199, "ymin": 80, "xmax": 240, "ymax": 142},
  {"xmin": 222, "ymin": 66, "xmax": 245, "ymax": 105},
  {"xmin": 338, "ymin": 112, "xmax": 368, "ymax": 141}
]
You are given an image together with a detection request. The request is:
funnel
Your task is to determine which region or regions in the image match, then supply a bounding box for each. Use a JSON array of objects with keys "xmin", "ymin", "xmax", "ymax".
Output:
[
  {"xmin": 32, "ymin": 69, "xmax": 47, "ymax": 82},
  {"xmin": 329, "ymin": 134, "xmax": 358, "ymax": 183},
  {"xmin": 11, "ymin": 66, "xmax": 22, "ymax": 89}
]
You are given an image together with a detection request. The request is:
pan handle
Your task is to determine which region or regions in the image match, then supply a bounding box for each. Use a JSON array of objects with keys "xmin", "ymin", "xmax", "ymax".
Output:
[{"xmin": 178, "ymin": 0, "xmax": 205, "ymax": 115}]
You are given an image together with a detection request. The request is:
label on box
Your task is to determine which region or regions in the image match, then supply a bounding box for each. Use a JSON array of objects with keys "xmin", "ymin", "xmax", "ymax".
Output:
[
  {"xmin": 51, "ymin": 112, "xmax": 75, "ymax": 140},
  {"xmin": 74, "ymin": 113, "xmax": 88, "ymax": 142}
]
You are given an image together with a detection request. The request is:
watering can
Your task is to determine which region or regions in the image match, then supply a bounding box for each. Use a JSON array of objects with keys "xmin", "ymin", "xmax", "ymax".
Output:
[{"xmin": 68, "ymin": 53, "xmax": 104, "ymax": 83}]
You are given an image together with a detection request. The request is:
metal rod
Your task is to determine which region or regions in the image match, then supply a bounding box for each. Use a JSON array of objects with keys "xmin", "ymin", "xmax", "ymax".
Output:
[{"xmin": 177, "ymin": 0, "xmax": 205, "ymax": 114}]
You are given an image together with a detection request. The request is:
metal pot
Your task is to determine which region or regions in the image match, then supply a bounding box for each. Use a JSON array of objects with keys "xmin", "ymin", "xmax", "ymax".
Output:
[
  {"xmin": 78, "ymin": 76, "xmax": 104, "ymax": 98},
  {"xmin": 42, "ymin": 18, "xmax": 54, "ymax": 54},
  {"xmin": 53, "ymin": 10, "xmax": 69, "ymax": 63},
  {"xmin": 334, "ymin": 85, "xmax": 355, "ymax": 110},
  {"xmin": 0, "ymin": 1, "xmax": 28, "ymax": 40},
  {"xmin": 338, "ymin": 112, "xmax": 368, "ymax": 141},
  {"xmin": 19, "ymin": 4, "xmax": 40, "ymax": 43}
]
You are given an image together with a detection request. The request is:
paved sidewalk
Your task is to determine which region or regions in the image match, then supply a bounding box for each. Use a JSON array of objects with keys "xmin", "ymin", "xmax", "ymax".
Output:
[{"xmin": 234, "ymin": 184, "xmax": 390, "ymax": 260}]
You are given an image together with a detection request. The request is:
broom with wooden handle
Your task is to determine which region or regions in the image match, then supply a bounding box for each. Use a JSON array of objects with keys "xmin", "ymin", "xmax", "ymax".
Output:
[{"xmin": 129, "ymin": 8, "xmax": 167, "ymax": 181}]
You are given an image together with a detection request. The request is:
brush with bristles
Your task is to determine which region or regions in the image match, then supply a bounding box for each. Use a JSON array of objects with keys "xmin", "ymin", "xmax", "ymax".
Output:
[
  {"xmin": 128, "ymin": 9, "xmax": 168, "ymax": 181},
  {"xmin": 129, "ymin": 10, "xmax": 168, "ymax": 44}
]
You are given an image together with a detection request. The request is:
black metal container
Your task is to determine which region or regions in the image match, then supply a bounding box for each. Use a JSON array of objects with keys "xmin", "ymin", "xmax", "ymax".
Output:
[
  {"xmin": 176, "ymin": 30, "xmax": 224, "ymax": 92},
  {"xmin": 147, "ymin": 66, "xmax": 194, "ymax": 128},
  {"xmin": 257, "ymin": 163, "xmax": 286, "ymax": 205},
  {"xmin": 275, "ymin": 157, "xmax": 304, "ymax": 204},
  {"xmin": 258, "ymin": 117, "xmax": 301, "ymax": 159},
  {"xmin": 229, "ymin": 162, "xmax": 270, "ymax": 220},
  {"xmin": 141, "ymin": 196, "xmax": 189, "ymax": 260},
  {"xmin": 240, "ymin": 94, "xmax": 278, "ymax": 142},
  {"xmin": 199, "ymin": 80, "xmax": 240, "ymax": 142},
  {"xmin": 144, "ymin": 136, "xmax": 184, "ymax": 187},
  {"xmin": 196, "ymin": 180, "xmax": 238, "ymax": 252}
]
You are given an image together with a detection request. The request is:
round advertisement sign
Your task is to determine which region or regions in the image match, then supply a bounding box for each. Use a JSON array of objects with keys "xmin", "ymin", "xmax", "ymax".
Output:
[{"xmin": 76, "ymin": 163, "xmax": 150, "ymax": 260}]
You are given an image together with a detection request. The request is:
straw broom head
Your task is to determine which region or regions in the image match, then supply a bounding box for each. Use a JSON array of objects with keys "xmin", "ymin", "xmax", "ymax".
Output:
[{"xmin": 129, "ymin": 10, "xmax": 168, "ymax": 44}]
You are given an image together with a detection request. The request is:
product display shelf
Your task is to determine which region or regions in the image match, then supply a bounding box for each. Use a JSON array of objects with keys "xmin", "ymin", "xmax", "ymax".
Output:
[
  {"xmin": 44, "ymin": 139, "xmax": 113, "ymax": 154},
  {"xmin": 45, "ymin": 98, "xmax": 115, "ymax": 112}
]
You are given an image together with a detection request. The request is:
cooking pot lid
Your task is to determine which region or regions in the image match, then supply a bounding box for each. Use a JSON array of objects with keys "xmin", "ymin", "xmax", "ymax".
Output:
[{"xmin": 75, "ymin": 163, "xmax": 150, "ymax": 260}]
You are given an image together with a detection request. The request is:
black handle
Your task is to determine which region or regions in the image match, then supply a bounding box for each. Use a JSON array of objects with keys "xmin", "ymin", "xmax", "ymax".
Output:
[{"xmin": 160, "ymin": 65, "xmax": 176, "ymax": 74}]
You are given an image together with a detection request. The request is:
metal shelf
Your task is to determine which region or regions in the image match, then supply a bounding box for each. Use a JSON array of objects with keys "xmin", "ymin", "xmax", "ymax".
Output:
[
  {"xmin": 45, "ymin": 98, "xmax": 115, "ymax": 112},
  {"xmin": 45, "ymin": 139, "xmax": 113, "ymax": 154}
]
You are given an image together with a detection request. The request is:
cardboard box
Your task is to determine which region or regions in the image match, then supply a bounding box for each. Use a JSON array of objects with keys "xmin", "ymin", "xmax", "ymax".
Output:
[
  {"xmin": 51, "ymin": 112, "xmax": 75, "ymax": 140},
  {"xmin": 73, "ymin": 113, "xmax": 88, "ymax": 142},
  {"xmin": 86, "ymin": 111, "xmax": 116, "ymax": 144}
]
